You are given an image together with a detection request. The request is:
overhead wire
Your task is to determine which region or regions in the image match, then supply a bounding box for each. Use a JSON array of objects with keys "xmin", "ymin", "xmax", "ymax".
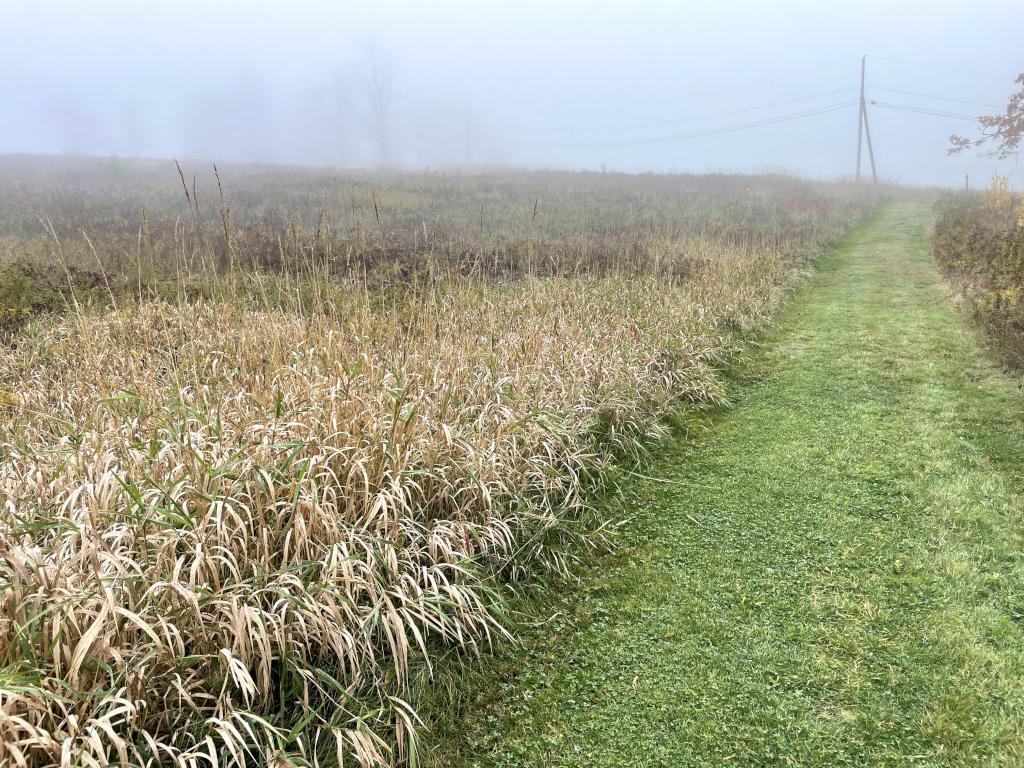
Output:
[
  {"xmin": 547, "ymin": 86, "xmax": 859, "ymax": 134},
  {"xmin": 866, "ymin": 55, "xmax": 1012, "ymax": 82},
  {"xmin": 520, "ymin": 101, "xmax": 858, "ymax": 149},
  {"xmin": 867, "ymin": 85, "xmax": 1001, "ymax": 110},
  {"xmin": 512, "ymin": 56, "xmax": 1005, "ymax": 151},
  {"xmin": 869, "ymin": 101, "xmax": 982, "ymax": 121}
]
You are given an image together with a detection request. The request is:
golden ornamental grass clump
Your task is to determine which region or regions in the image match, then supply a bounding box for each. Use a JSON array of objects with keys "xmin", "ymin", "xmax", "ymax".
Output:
[{"xmin": 0, "ymin": 166, "xmax": 873, "ymax": 767}]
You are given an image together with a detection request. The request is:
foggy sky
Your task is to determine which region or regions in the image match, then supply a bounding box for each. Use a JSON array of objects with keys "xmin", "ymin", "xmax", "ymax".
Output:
[{"xmin": 0, "ymin": 0, "xmax": 1020, "ymax": 186}]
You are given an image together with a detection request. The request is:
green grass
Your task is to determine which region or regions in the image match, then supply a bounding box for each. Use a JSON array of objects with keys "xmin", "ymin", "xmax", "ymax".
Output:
[{"xmin": 444, "ymin": 200, "xmax": 1024, "ymax": 767}]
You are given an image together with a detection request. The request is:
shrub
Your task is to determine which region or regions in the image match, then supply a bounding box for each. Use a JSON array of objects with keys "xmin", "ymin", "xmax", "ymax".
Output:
[{"xmin": 934, "ymin": 177, "xmax": 1024, "ymax": 369}]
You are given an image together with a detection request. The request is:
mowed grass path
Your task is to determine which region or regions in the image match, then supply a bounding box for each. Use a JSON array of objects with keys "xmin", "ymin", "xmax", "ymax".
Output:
[{"xmin": 456, "ymin": 201, "xmax": 1024, "ymax": 766}]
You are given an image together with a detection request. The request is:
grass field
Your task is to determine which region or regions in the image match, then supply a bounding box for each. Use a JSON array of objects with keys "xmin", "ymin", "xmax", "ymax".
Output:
[
  {"xmin": 0, "ymin": 158, "xmax": 875, "ymax": 767},
  {"xmin": 446, "ymin": 201, "xmax": 1024, "ymax": 767}
]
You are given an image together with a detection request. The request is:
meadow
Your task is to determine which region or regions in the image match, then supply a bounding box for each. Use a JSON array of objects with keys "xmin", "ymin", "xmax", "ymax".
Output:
[{"xmin": 0, "ymin": 156, "xmax": 875, "ymax": 767}]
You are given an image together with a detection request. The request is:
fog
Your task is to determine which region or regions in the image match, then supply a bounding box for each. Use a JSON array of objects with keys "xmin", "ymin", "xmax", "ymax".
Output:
[{"xmin": 1, "ymin": 0, "xmax": 1020, "ymax": 186}]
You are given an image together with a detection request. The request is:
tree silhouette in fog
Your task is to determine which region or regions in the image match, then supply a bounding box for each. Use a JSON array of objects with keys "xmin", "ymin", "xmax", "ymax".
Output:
[{"xmin": 355, "ymin": 37, "xmax": 395, "ymax": 166}]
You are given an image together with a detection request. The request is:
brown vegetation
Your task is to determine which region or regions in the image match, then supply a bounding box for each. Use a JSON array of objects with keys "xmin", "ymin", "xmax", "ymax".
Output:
[
  {"xmin": 0, "ymin": 157, "xmax": 875, "ymax": 767},
  {"xmin": 933, "ymin": 175, "xmax": 1024, "ymax": 370}
]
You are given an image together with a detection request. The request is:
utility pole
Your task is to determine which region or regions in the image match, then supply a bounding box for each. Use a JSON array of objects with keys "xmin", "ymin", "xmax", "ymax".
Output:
[
  {"xmin": 863, "ymin": 94, "xmax": 878, "ymax": 183},
  {"xmin": 856, "ymin": 55, "xmax": 878, "ymax": 183}
]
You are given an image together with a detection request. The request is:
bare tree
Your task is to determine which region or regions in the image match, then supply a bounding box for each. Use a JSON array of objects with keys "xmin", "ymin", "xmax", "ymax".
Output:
[
  {"xmin": 950, "ymin": 73, "xmax": 1024, "ymax": 160},
  {"xmin": 354, "ymin": 37, "xmax": 395, "ymax": 166}
]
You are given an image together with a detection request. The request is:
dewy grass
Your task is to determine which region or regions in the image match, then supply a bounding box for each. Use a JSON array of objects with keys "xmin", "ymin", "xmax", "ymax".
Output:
[
  {"xmin": 447, "ymin": 200, "xmax": 1024, "ymax": 767},
  {"xmin": 0, "ymin": 160, "xmax": 877, "ymax": 767}
]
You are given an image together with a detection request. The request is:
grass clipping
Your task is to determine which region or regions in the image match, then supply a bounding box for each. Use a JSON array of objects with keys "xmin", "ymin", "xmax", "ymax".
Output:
[{"xmin": 1, "ymin": 190, "xmax": 866, "ymax": 767}]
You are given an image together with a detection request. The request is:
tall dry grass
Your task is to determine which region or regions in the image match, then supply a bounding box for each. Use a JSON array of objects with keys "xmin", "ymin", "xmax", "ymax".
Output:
[{"xmin": 0, "ymin": 160, "xmax": 875, "ymax": 767}]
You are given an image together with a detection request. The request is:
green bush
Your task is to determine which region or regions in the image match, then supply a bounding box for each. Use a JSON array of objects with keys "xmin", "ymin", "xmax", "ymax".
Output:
[{"xmin": 0, "ymin": 262, "xmax": 63, "ymax": 333}]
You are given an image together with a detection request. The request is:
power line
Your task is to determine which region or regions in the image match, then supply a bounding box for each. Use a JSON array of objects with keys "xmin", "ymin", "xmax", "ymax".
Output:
[
  {"xmin": 509, "ymin": 55, "xmax": 1003, "ymax": 154},
  {"xmin": 520, "ymin": 101, "xmax": 858, "ymax": 149},
  {"xmin": 869, "ymin": 100, "xmax": 981, "ymax": 122},
  {"xmin": 516, "ymin": 58, "xmax": 861, "ymax": 137},
  {"xmin": 677, "ymin": 56, "xmax": 860, "ymax": 106},
  {"xmin": 867, "ymin": 85, "xmax": 1001, "ymax": 110},
  {"xmin": 867, "ymin": 54, "xmax": 1013, "ymax": 83},
  {"xmin": 542, "ymin": 86, "xmax": 859, "ymax": 134}
]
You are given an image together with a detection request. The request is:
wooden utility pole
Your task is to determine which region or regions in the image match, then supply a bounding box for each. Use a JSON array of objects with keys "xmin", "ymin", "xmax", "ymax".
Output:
[
  {"xmin": 863, "ymin": 99, "xmax": 878, "ymax": 183},
  {"xmin": 856, "ymin": 55, "xmax": 878, "ymax": 183}
]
